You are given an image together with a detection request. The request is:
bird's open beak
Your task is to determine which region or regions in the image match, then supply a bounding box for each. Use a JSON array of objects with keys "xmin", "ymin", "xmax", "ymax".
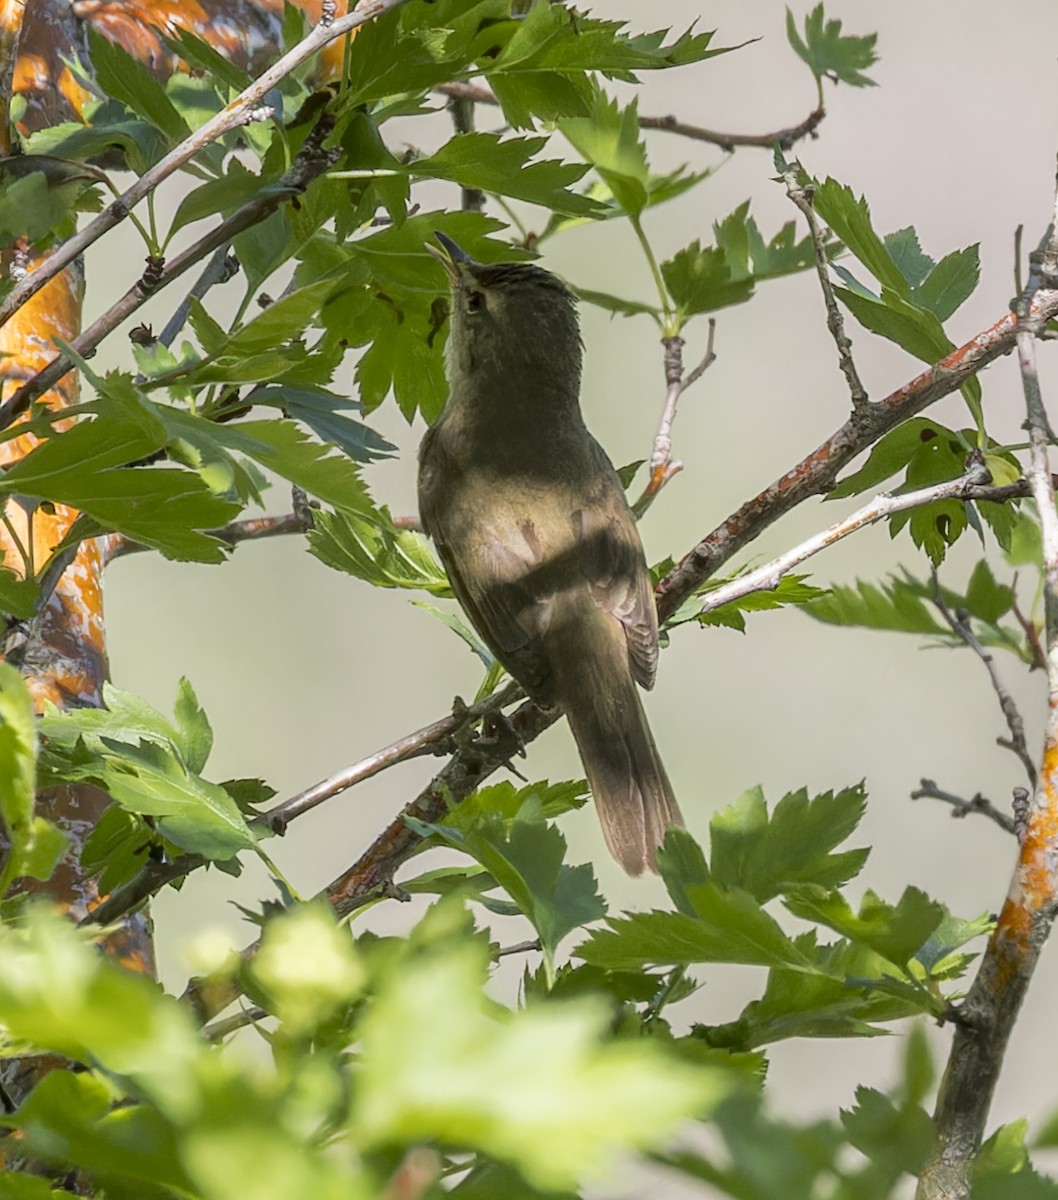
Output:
[{"xmin": 427, "ymin": 231, "xmax": 475, "ymax": 287}]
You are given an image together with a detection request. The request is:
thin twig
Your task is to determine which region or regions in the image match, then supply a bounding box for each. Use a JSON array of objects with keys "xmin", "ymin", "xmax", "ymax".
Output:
[
  {"xmin": 690, "ymin": 463, "xmax": 992, "ymax": 619},
  {"xmin": 929, "ymin": 575, "xmax": 1037, "ymax": 787},
  {"xmin": 917, "ymin": 168, "xmax": 1058, "ymax": 1200},
  {"xmin": 633, "ymin": 322, "xmax": 716, "ymax": 518},
  {"xmin": 779, "ymin": 152, "xmax": 869, "ymax": 416},
  {"xmin": 262, "ymin": 682, "xmax": 522, "ymax": 835},
  {"xmin": 432, "ymin": 83, "xmax": 826, "ymax": 152},
  {"xmin": 495, "ymin": 939, "xmax": 542, "ymax": 959},
  {"xmin": 105, "ymin": 512, "xmax": 308, "ymax": 562},
  {"xmin": 0, "ymin": 114, "xmax": 340, "ymax": 429},
  {"xmin": 910, "ymin": 780, "xmax": 1016, "ymax": 835},
  {"xmin": 0, "ymin": 0, "xmax": 414, "ymax": 332}
]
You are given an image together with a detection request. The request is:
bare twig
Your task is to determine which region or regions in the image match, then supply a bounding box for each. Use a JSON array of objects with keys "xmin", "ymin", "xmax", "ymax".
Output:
[
  {"xmin": 633, "ymin": 322, "xmax": 716, "ymax": 517},
  {"xmin": 0, "ymin": 0, "xmax": 414, "ymax": 332},
  {"xmin": 432, "ymin": 83, "xmax": 826, "ymax": 152},
  {"xmin": 779, "ymin": 152, "xmax": 869, "ymax": 416},
  {"xmin": 262, "ymin": 682, "xmax": 522, "ymax": 834},
  {"xmin": 910, "ymin": 780, "xmax": 1016, "ymax": 835},
  {"xmin": 690, "ymin": 463, "xmax": 992, "ymax": 618},
  {"xmin": 0, "ymin": 113, "xmax": 340, "ymax": 429},
  {"xmin": 917, "ymin": 173, "xmax": 1058, "ymax": 1200},
  {"xmin": 929, "ymin": 575, "xmax": 1037, "ymax": 787}
]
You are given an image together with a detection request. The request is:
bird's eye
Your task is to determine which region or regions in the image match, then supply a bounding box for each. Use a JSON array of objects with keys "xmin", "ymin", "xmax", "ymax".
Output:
[{"xmin": 466, "ymin": 290, "xmax": 485, "ymax": 314}]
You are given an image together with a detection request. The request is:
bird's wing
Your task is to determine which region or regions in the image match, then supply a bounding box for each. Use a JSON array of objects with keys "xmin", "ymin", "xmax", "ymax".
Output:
[
  {"xmin": 573, "ymin": 477, "xmax": 659, "ymax": 691},
  {"xmin": 419, "ymin": 429, "xmax": 552, "ymax": 695}
]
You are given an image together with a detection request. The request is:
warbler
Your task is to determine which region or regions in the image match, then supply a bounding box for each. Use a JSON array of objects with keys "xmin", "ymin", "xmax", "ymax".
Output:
[{"xmin": 418, "ymin": 233, "xmax": 682, "ymax": 874}]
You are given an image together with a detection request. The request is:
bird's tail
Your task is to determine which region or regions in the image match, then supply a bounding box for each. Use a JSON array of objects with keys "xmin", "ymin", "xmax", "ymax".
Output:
[{"xmin": 549, "ymin": 607, "xmax": 683, "ymax": 875}]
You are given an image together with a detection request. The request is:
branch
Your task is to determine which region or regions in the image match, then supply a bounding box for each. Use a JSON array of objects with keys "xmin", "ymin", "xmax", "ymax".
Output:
[
  {"xmin": 0, "ymin": 113, "xmax": 339, "ymax": 429},
  {"xmin": 79, "ymin": 682, "xmax": 525, "ymax": 932},
  {"xmin": 929, "ymin": 576, "xmax": 1037, "ymax": 787},
  {"xmin": 633, "ymin": 323, "xmax": 716, "ymax": 518},
  {"xmin": 105, "ymin": 511, "xmax": 308, "ymax": 563},
  {"xmin": 433, "ymin": 83, "xmax": 826, "ymax": 151},
  {"xmin": 689, "ymin": 462, "xmax": 993, "ymax": 618},
  {"xmin": 779, "ymin": 153, "xmax": 868, "ymax": 414},
  {"xmin": 918, "ymin": 179, "xmax": 1058, "ymax": 1200},
  {"xmin": 0, "ymin": 0, "xmax": 414, "ymax": 332},
  {"xmin": 262, "ymin": 682, "xmax": 522, "ymax": 834},
  {"xmin": 183, "ymin": 694, "xmax": 558, "ymax": 1022},
  {"xmin": 655, "ymin": 289, "xmax": 1058, "ymax": 624},
  {"xmin": 910, "ymin": 780, "xmax": 1016, "ymax": 835}
]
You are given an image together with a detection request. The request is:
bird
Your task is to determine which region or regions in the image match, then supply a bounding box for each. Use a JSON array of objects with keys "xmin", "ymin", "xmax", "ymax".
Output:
[{"xmin": 418, "ymin": 232, "xmax": 682, "ymax": 874}]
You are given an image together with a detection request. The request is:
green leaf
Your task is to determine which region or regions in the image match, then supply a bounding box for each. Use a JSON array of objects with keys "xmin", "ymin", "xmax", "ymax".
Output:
[
  {"xmin": 675, "ymin": 574, "xmax": 826, "ymax": 632},
  {"xmin": 411, "ymin": 812, "xmax": 605, "ymax": 970},
  {"xmin": 915, "ymin": 245, "xmax": 981, "ymax": 321},
  {"xmin": 410, "ymin": 132, "xmax": 596, "ymax": 215},
  {"xmin": 353, "ymin": 916, "xmax": 729, "ymax": 1190},
  {"xmin": 439, "ymin": 779, "xmax": 590, "ymax": 837},
  {"xmin": 88, "ymin": 27, "xmax": 192, "ymax": 144},
  {"xmin": 786, "ymin": 5, "xmax": 879, "ymax": 88},
  {"xmin": 573, "ymin": 285, "xmax": 663, "ymax": 319},
  {"xmin": 812, "ymin": 178, "xmax": 906, "ymax": 295},
  {"xmin": 251, "ymin": 386, "xmax": 396, "ymax": 462},
  {"xmin": 661, "ymin": 240, "xmax": 754, "ymax": 317},
  {"xmin": 41, "ymin": 681, "xmax": 253, "ymax": 862},
  {"xmin": 0, "ymin": 170, "xmax": 82, "ymax": 247},
  {"xmin": 806, "ymin": 576, "xmax": 948, "ymax": 636},
  {"xmin": 558, "ymin": 89, "xmax": 649, "ymax": 217},
  {"xmin": 840, "ymin": 1085, "xmax": 935, "ymax": 1175},
  {"xmin": 309, "ymin": 505, "xmax": 450, "ymax": 595},
  {"xmin": 714, "ymin": 200, "xmax": 822, "ymax": 283},
  {"xmin": 579, "ymin": 887, "xmax": 812, "ymax": 972},
  {"xmin": 784, "ymin": 885, "xmax": 947, "ymax": 969},
  {"xmin": 708, "ymin": 785, "xmax": 869, "ymax": 903},
  {"xmin": 829, "ymin": 418, "xmax": 958, "ymax": 499},
  {"xmin": 964, "ymin": 559, "xmax": 1015, "ymax": 624}
]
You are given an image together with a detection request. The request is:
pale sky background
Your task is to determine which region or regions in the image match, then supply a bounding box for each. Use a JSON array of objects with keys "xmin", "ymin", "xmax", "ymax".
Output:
[{"xmin": 86, "ymin": 2, "xmax": 1058, "ymax": 1193}]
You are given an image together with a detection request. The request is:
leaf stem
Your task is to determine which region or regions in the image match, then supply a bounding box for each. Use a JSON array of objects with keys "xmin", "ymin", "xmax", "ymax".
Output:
[{"xmin": 630, "ymin": 213, "xmax": 675, "ymax": 332}]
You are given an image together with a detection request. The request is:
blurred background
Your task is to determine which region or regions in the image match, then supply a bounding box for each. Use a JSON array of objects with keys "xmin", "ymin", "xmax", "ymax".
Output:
[{"xmin": 87, "ymin": 0, "xmax": 1058, "ymax": 1191}]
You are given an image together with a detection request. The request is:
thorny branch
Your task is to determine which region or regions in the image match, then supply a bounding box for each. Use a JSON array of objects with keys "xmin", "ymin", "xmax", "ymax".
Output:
[
  {"xmin": 0, "ymin": 0, "xmax": 415, "ymax": 333},
  {"xmin": 917, "ymin": 175, "xmax": 1058, "ymax": 1200}
]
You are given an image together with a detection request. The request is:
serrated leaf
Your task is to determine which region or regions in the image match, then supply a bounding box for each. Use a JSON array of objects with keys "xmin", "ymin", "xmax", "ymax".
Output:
[
  {"xmin": 813, "ymin": 178, "xmax": 905, "ymax": 295},
  {"xmin": 88, "ymin": 27, "xmax": 191, "ymax": 144},
  {"xmin": 784, "ymin": 885, "xmax": 947, "ymax": 969},
  {"xmin": 310, "ymin": 505, "xmax": 450, "ymax": 594},
  {"xmin": 661, "ymin": 240, "xmax": 754, "ymax": 317},
  {"xmin": 708, "ymin": 784, "xmax": 870, "ymax": 904},
  {"xmin": 829, "ymin": 418, "xmax": 957, "ymax": 499},
  {"xmin": 251, "ymin": 386, "xmax": 396, "ymax": 462},
  {"xmin": 558, "ymin": 89, "xmax": 649, "ymax": 217},
  {"xmin": 411, "ymin": 131, "xmax": 596, "ymax": 215},
  {"xmin": 786, "ymin": 5, "xmax": 878, "ymax": 88},
  {"xmin": 353, "ymin": 919, "xmax": 728, "ymax": 1190},
  {"xmin": 412, "ymin": 813, "xmax": 604, "ymax": 970},
  {"xmin": 578, "ymin": 888, "xmax": 812, "ymax": 972},
  {"xmin": 806, "ymin": 576, "xmax": 948, "ymax": 635}
]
